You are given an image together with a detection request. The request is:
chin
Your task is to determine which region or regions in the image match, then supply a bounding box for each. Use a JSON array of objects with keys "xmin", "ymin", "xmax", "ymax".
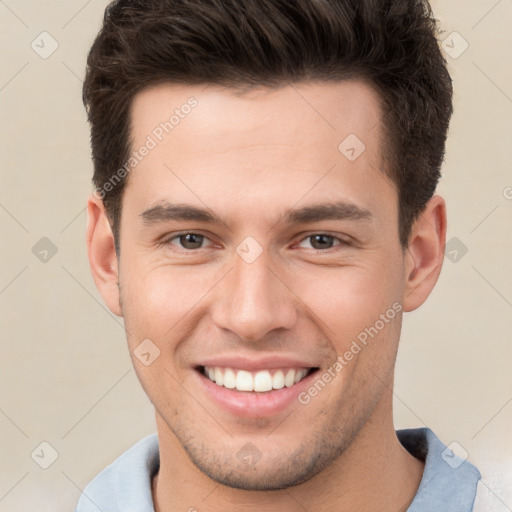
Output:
[{"xmin": 180, "ymin": 433, "xmax": 350, "ymax": 491}]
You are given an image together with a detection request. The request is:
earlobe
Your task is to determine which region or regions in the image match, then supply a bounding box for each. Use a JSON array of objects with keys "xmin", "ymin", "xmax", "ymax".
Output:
[
  {"xmin": 86, "ymin": 194, "xmax": 122, "ymax": 317},
  {"xmin": 403, "ymin": 195, "xmax": 447, "ymax": 312}
]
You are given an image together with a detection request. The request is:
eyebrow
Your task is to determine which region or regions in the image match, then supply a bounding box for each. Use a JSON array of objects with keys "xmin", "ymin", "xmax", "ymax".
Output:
[
  {"xmin": 139, "ymin": 200, "xmax": 372, "ymax": 227},
  {"xmin": 280, "ymin": 201, "xmax": 372, "ymax": 224},
  {"xmin": 141, "ymin": 203, "xmax": 219, "ymax": 224}
]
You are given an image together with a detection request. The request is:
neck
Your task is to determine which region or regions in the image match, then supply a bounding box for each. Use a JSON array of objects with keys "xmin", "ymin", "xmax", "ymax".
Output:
[{"xmin": 152, "ymin": 390, "xmax": 424, "ymax": 512}]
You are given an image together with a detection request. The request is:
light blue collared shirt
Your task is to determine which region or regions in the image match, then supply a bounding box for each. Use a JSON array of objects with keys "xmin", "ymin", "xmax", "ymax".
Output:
[{"xmin": 75, "ymin": 428, "xmax": 481, "ymax": 511}]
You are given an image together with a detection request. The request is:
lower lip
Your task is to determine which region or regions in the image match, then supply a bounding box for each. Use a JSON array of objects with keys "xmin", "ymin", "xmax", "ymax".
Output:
[{"xmin": 194, "ymin": 369, "xmax": 319, "ymax": 418}]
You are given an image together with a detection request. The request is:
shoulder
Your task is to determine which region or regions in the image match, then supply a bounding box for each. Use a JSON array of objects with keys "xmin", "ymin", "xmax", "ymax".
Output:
[
  {"xmin": 397, "ymin": 428, "xmax": 481, "ymax": 511},
  {"xmin": 75, "ymin": 434, "xmax": 159, "ymax": 512}
]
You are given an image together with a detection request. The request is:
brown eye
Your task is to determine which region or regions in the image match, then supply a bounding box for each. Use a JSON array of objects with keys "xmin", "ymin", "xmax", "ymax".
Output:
[
  {"xmin": 308, "ymin": 234, "xmax": 336, "ymax": 250},
  {"xmin": 171, "ymin": 233, "xmax": 206, "ymax": 250},
  {"xmin": 295, "ymin": 233, "xmax": 349, "ymax": 251}
]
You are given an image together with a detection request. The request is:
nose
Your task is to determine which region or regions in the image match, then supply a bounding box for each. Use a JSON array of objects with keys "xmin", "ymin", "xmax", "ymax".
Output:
[{"xmin": 210, "ymin": 249, "xmax": 297, "ymax": 343}]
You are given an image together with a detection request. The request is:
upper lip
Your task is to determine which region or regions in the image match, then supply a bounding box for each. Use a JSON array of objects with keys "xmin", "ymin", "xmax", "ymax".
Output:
[{"xmin": 195, "ymin": 355, "xmax": 319, "ymax": 372}]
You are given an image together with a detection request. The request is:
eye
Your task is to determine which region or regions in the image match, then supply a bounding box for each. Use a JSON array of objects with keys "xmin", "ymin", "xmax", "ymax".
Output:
[
  {"xmin": 166, "ymin": 232, "xmax": 212, "ymax": 250},
  {"xmin": 297, "ymin": 234, "xmax": 346, "ymax": 250}
]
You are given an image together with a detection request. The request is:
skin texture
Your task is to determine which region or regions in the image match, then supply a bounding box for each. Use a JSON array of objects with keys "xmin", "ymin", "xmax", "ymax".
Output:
[{"xmin": 86, "ymin": 80, "xmax": 446, "ymax": 511}]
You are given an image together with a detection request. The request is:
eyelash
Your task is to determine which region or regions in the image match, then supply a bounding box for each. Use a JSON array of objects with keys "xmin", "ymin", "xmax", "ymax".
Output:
[{"xmin": 160, "ymin": 232, "xmax": 350, "ymax": 252}]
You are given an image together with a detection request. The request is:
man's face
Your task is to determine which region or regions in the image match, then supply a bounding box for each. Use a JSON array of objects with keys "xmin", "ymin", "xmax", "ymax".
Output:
[{"xmin": 116, "ymin": 80, "xmax": 408, "ymax": 489}]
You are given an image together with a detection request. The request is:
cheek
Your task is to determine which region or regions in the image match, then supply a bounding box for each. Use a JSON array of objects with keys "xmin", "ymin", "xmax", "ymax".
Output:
[
  {"xmin": 119, "ymin": 265, "xmax": 205, "ymax": 405},
  {"xmin": 120, "ymin": 262, "xmax": 216, "ymax": 347},
  {"xmin": 295, "ymin": 257, "xmax": 403, "ymax": 341}
]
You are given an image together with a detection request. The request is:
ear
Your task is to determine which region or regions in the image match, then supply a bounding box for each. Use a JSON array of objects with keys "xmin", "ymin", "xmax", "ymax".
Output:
[
  {"xmin": 86, "ymin": 194, "xmax": 122, "ymax": 317},
  {"xmin": 403, "ymin": 195, "xmax": 447, "ymax": 312}
]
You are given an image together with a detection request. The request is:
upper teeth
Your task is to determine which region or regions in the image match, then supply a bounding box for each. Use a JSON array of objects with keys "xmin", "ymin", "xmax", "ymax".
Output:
[{"xmin": 204, "ymin": 366, "xmax": 310, "ymax": 392}]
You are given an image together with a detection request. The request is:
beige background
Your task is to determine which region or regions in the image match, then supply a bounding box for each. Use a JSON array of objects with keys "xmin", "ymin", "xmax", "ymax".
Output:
[{"xmin": 0, "ymin": 1, "xmax": 511, "ymax": 510}]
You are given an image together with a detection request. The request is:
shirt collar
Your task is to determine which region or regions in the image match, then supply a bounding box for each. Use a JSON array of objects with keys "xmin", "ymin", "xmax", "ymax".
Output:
[{"xmin": 397, "ymin": 428, "xmax": 481, "ymax": 511}]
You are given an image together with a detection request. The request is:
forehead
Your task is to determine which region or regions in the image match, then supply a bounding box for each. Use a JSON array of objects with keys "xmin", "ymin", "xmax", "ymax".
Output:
[
  {"xmin": 124, "ymin": 80, "xmax": 394, "ymax": 226},
  {"xmin": 129, "ymin": 80, "xmax": 383, "ymax": 154}
]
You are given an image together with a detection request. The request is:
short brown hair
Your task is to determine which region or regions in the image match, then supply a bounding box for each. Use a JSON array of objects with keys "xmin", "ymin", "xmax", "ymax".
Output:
[{"xmin": 83, "ymin": 0, "xmax": 453, "ymax": 252}]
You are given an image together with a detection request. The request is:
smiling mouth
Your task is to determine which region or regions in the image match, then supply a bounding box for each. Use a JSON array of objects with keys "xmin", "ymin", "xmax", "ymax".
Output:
[{"xmin": 197, "ymin": 365, "xmax": 319, "ymax": 393}]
